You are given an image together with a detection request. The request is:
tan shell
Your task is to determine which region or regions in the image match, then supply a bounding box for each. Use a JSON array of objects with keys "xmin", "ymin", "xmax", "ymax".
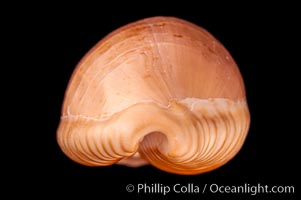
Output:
[{"xmin": 57, "ymin": 16, "xmax": 250, "ymax": 175}]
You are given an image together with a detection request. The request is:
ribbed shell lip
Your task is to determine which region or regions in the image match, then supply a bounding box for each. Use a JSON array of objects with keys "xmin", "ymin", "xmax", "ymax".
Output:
[{"xmin": 57, "ymin": 98, "xmax": 250, "ymax": 175}]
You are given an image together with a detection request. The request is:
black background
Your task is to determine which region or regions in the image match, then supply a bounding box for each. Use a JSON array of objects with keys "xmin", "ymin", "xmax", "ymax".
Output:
[{"xmin": 11, "ymin": 2, "xmax": 298, "ymax": 199}]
